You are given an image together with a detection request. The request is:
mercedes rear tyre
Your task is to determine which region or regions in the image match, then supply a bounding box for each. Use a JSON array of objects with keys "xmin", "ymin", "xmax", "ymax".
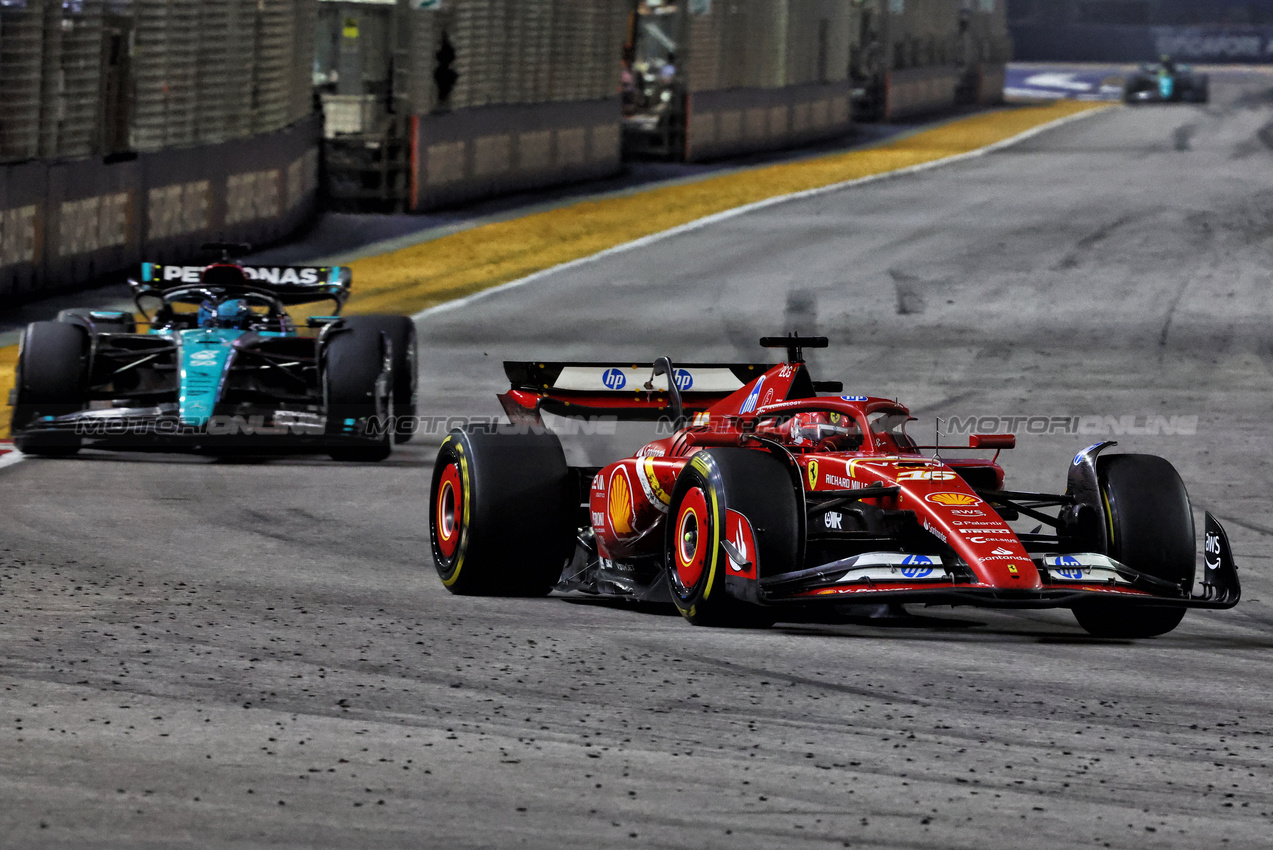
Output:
[
  {"xmin": 12, "ymin": 321, "xmax": 88, "ymax": 457},
  {"xmin": 337, "ymin": 316, "xmax": 417, "ymax": 443},
  {"xmin": 1071, "ymin": 454, "xmax": 1193, "ymax": 638},
  {"xmin": 430, "ymin": 427, "xmax": 576, "ymax": 596},
  {"xmin": 323, "ymin": 320, "xmax": 393, "ymax": 462},
  {"xmin": 664, "ymin": 449, "xmax": 799, "ymax": 628}
]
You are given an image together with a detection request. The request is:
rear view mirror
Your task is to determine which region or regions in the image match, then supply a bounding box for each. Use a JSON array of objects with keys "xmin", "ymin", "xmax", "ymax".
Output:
[{"xmin": 969, "ymin": 434, "xmax": 1015, "ymax": 450}]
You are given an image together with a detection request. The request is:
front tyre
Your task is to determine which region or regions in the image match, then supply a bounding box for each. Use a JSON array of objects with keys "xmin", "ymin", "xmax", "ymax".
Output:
[
  {"xmin": 430, "ymin": 427, "xmax": 576, "ymax": 596},
  {"xmin": 12, "ymin": 321, "xmax": 88, "ymax": 456},
  {"xmin": 665, "ymin": 449, "xmax": 797, "ymax": 627},
  {"xmin": 1072, "ymin": 454, "xmax": 1193, "ymax": 638}
]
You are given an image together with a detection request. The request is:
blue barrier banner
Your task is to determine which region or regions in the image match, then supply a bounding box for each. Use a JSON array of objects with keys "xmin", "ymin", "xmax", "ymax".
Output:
[
  {"xmin": 1012, "ymin": 24, "xmax": 1273, "ymax": 63},
  {"xmin": 1152, "ymin": 27, "xmax": 1273, "ymax": 62}
]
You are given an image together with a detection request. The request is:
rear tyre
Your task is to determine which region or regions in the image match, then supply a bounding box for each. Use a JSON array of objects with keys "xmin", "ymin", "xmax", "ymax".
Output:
[
  {"xmin": 12, "ymin": 321, "xmax": 87, "ymax": 456},
  {"xmin": 338, "ymin": 316, "xmax": 417, "ymax": 442},
  {"xmin": 323, "ymin": 321, "xmax": 393, "ymax": 462},
  {"xmin": 1071, "ymin": 454, "xmax": 1193, "ymax": 638},
  {"xmin": 664, "ymin": 449, "xmax": 799, "ymax": 627},
  {"xmin": 1186, "ymin": 75, "xmax": 1210, "ymax": 104},
  {"xmin": 429, "ymin": 427, "xmax": 576, "ymax": 596}
]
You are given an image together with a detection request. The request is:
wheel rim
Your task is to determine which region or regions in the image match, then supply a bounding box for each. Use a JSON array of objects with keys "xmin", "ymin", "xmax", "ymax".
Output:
[
  {"xmin": 436, "ymin": 462, "xmax": 463, "ymax": 558},
  {"xmin": 673, "ymin": 487, "xmax": 709, "ymax": 593}
]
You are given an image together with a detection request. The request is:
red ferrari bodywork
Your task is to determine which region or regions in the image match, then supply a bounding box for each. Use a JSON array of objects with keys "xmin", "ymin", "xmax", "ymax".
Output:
[{"xmin": 492, "ymin": 340, "xmax": 1239, "ymax": 619}]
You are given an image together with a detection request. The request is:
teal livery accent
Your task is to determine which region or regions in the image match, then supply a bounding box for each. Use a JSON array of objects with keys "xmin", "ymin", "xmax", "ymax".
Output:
[{"xmin": 178, "ymin": 328, "xmax": 242, "ymax": 426}]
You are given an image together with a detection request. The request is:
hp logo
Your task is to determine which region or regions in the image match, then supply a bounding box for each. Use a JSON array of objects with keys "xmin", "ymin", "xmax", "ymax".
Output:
[
  {"xmin": 900, "ymin": 554, "xmax": 934, "ymax": 579},
  {"xmin": 674, "ymin": 369, "xmax": 693, "ymax": 391},
  {"xmin": 601, "ymin": 368, "xmax": 627, "ymax": 390}
]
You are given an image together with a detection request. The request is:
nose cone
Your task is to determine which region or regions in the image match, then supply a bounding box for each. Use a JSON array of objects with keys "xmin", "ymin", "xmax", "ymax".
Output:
[
  {"xmin": 899, "ymin": 482, "xmax": 1042, "ymax": 589},
  {"xmin": 179, "ymin": 329, "xmax": 237, "ymax": 427}
]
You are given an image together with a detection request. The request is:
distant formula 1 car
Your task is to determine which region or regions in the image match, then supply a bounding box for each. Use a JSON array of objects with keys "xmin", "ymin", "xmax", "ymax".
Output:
[
  {"xmin": 1123, "ymin": 61, "xmax": 1209, "ymax": 104},
  {"xmin": 9, "ymin": 245, "xmax": 417, "ymax": 461},
  {"xmin": 428, "ymin": 336, "xmax": 1240, "ymax": 638}
]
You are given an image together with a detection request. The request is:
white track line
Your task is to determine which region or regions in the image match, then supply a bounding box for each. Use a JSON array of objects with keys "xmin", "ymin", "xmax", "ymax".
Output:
[
  {"xmin": 414, "ymin": 106, "xmax": 1108, "ymax": 321},
  {"xmin": 0, "ymin": 447, "xmax": 24, "ymax": 471}
]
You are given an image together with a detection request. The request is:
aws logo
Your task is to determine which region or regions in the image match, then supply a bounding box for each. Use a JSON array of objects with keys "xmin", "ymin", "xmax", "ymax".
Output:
[{"xmin": 925, "ymin": 492, "xmax": 979, "ymax": 507}]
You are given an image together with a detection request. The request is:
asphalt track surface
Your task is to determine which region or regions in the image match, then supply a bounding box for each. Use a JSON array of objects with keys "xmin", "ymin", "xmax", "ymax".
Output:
[{"xmin": 5, "ymin": 82, "xmax": 1273, "ymax": 848}]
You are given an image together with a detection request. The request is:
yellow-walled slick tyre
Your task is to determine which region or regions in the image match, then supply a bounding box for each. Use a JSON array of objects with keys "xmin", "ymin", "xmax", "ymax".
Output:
[
  {"xmin": 430, "ymin": 427, "xmax": 576, "ymax": 596},
  {"xmin": 664, "ymin": 448, "xmax": 799, "ymax": 628}
]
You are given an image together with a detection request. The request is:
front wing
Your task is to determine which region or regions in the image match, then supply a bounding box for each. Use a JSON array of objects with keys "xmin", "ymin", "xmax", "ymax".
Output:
[{"xmin": 753, "ymin": 513, "xmax": 1241, "ymax": 612}]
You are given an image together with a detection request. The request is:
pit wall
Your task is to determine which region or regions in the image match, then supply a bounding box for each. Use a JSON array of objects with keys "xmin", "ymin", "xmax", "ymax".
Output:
[{"xmin": 0, "ymin": 116, "xmax": 320, "ymax": 301}]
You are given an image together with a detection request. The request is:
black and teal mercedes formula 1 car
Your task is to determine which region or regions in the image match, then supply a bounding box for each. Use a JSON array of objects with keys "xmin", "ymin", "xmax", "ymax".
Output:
[
  {"xmin": 9, "ymin": 248, "xmax": 417, "ymax": 461},
  {"xmin": 1124, "ymin": 61, "xmax": 1209, "ymax": 104}
]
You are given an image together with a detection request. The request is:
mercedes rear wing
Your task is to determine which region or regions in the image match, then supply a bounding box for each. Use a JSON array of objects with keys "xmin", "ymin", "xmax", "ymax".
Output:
[
  {"xmin": 499, "ymin": 360, "xmax": 771, "ymax": 423},
  {"xmin": 133, "ymin": 263, "xmax": 352, "ymax": 306}
]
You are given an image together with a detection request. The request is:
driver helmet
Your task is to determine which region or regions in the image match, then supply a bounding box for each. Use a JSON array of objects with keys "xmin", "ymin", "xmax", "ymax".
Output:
[
  {"xmin": 788, "ymin": 411, "xmax": 859, "ymax": 450},
  {"xmin": 197, "ymin": 298, "xmax": 251, "ymax": 330}
]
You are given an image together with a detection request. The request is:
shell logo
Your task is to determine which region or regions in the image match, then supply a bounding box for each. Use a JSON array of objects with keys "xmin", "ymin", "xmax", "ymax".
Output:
[
  {"xmin": 926, "ymin": 492, "xmax": 979, "ymax": 506},
  {"xmin": 608, "ymin": 471, "xmax": 635, "ymax": 534}
]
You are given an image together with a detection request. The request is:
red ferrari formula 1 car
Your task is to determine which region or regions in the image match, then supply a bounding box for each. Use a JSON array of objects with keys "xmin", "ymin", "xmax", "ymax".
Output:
[{"xmin": 429, "ymin": 336, "xmax": 1240, "ymax": 638}]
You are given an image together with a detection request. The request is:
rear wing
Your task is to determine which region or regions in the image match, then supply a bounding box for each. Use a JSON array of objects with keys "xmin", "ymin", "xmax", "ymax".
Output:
[
  {"xmin": 499, "ymin": 361, "xmax": 771, "ymax": 423},
  {"xmin": 133, "ymin": 263, "xmax": 352, "ymax": 306}
]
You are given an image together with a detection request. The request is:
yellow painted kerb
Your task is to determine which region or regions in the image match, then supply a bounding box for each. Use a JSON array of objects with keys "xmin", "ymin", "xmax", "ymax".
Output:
[
  {"xmin": 0, "ymin": 344, "xmax": 16, "ymax": 441},
  {"xmin": 0, "ymin": 100, "xmax": 1106, "ymax": 441}
]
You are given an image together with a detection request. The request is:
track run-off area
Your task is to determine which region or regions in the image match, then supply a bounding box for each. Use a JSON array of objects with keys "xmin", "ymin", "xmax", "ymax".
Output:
[{"xmin": 3, "ymin": 81, "xmax": 1273, "ymax": 847}]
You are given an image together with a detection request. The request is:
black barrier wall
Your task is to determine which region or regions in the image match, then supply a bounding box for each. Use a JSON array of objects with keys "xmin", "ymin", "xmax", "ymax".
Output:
[
  {"xmin": 684, "ymin": 83, "xmax": 853, "ymax": 162},
  {"xmin": 409, "ymin": 99, "xmax": 622, "ymax": 212},
  {"xmin": 0, "ymin": 115, "xmax": 320, "ymax": 302}
]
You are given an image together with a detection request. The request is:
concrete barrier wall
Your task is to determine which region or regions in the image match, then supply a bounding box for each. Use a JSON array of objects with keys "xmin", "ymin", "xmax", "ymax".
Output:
[
  {"xmin": 684, "ymin": 83, "xmax": 853, "ymax": 162},
  {"xmin": 885, "ymin": 66, "xmax": 964, "ymax": 121},
  {"xmin": 976, "ymin": 63, "xmax": 1008, "ymax": 106},
  {"xmin": 409, "ymin": 98, "xmax": 622, "ymax": 212},
  {"xmin": 0, "ymin": 115, "xmax": 320, "ymax": 301}
]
